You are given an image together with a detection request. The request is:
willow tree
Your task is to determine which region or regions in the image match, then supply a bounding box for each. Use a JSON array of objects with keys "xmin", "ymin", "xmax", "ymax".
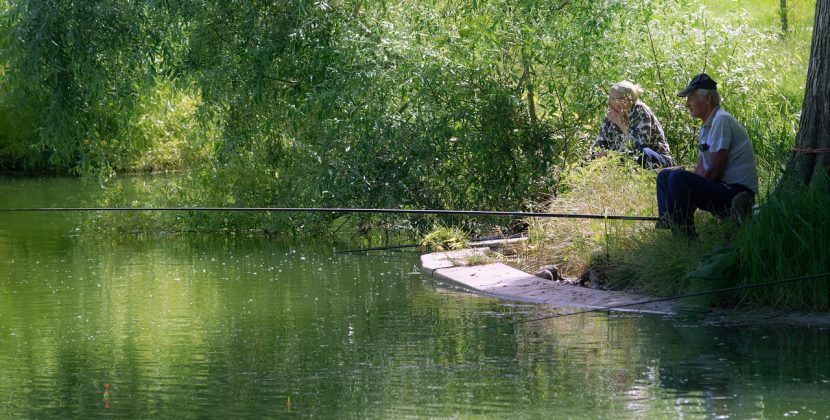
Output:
[
  {"xmin": 786, "ymin": 0, "xmax": 830, "ymax": 186},
  {"xmin": 1, "ymin": 0, "xmax": 176, "ymax": 174},
  {"xmin": 174, "ymin": 0, "xmax": 637, "ymax": 215}
]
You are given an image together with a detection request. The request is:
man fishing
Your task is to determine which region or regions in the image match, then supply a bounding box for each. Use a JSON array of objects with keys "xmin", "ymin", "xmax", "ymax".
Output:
[{"xmin": 656, "ymin": 73, "xmax": 758, "ymax": 236}]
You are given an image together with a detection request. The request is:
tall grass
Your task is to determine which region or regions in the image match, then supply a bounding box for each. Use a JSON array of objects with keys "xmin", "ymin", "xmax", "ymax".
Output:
[
  {"xmin": 517, "ymin": 156, "xmax": 829, "ymax": 310},
  {"xmin": 732, "ymin": 172, "xmax": 830, "ymax": 310},
  {"xmin": 515, "ymin": 157, "xmax": 727, "ymax": 295},
  {"xmin": 515, "ymin": 160, "xmax": 829, "ymax": 310}
]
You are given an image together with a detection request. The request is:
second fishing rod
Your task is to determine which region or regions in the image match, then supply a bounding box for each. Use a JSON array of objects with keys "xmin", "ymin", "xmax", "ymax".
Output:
[{"xmin": 0, "ymin": 206, "xmax": 660, "ymax": 222}]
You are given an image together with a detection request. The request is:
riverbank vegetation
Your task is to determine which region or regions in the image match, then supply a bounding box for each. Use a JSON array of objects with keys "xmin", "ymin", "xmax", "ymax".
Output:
[
  {"xmin": 507, "ymin": 157, "xmax": 830, "ymax": 310},
  {"xmin": 0, "ymin": 0, "xmax": 825, "ymax": 308}
]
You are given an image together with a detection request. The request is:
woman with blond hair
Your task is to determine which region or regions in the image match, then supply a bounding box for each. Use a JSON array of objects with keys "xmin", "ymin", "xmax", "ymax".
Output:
[{"xmin": 592, "ymin": 81, "xmax": 674, "ymax": 168}]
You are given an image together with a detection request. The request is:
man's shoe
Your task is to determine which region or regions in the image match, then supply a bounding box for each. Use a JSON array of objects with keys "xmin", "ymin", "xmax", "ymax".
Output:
[{"xmin": 730, "ymin": 192, "xmax": 754, "ymax": 226}]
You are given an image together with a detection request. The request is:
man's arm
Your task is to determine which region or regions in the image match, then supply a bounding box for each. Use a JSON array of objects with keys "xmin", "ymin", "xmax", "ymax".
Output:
[{"xmin": 696, "ymin": 149, "xmax": 729, "ymax": 181}]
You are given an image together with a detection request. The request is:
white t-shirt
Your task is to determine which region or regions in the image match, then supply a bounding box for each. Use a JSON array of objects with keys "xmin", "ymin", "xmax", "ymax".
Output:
[{"xmin": 698, "ymin": 106, "xmax": 759, "ymax": 193}]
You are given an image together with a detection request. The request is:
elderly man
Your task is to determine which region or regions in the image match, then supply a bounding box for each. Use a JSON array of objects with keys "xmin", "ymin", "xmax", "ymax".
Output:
[{"xmin": 656, "ymin": 73, "xmax": 758, "ymax": 236}]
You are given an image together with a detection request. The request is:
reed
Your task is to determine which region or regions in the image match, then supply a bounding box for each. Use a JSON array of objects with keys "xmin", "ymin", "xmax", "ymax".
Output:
[{"xmin": 732, "ymin": 172, "xmax": 830, "ymax": 310}]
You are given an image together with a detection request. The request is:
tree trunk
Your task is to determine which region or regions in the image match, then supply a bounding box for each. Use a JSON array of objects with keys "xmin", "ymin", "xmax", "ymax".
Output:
[
  {"xmin": 780, "ymin": 0, "xmax": 789, "ymax": 37},
  {"xmin": 786, "ymin": 0, "xmax": 830, "ymax": 186}
]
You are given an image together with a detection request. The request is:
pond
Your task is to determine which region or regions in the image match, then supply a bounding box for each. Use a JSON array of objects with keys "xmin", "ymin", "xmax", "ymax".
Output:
[{"xmin": 1, "ymin": 176, "xmax": 829, "ymax": 418}]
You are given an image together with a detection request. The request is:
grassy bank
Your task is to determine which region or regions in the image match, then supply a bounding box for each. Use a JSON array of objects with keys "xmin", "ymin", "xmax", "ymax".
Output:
[
  {"xmin": 499, "ymin": 157, "xmax": 829, "ymax": 310},
  {"xmin": 732, "ymin": 173, "xmax": 830, "ymax": 310},
  {"xmin": 505, "ymin": 157, "xmax": 727, "ymax": 297},
  {"xmin": 488, "ymin": 0, "xmax": 825, "ymax": 310}
]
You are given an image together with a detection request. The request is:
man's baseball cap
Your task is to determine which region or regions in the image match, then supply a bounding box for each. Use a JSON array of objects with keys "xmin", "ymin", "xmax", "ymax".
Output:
[{"xmin": 677, "ymin": 73, "xmax": 717, "ymax": 97}]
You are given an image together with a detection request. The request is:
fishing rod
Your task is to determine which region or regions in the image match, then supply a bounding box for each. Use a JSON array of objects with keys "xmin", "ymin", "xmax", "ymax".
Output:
[
  {"xmin": 334, "ymin": 243, "xmax": 421, "ymax": 255},
  {"xmin": 335, "ymin": 233, "xmax": 529, "ymax": 255},
  {"xmin": 0, "ymin": 206, "xmax": 659, "ymax": 221},
  {"xmin": 471, "ymin": 272, "xmax": 830, "ymax": 331}
]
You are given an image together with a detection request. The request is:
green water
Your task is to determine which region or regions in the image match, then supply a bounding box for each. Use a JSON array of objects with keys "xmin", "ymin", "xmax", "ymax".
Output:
[{"xmin": 1, "ymin": 177, "xmax": 829, "ymax": 418}]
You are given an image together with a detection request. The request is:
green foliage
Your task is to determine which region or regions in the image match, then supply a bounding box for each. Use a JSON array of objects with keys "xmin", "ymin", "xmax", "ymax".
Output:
[
  {"xmin": 171, "ymin": 0, "xmax": 811, "ymax": 232},
  {"xmin": 124, "ymin": 81, "xmax": 209, "ymax": 173},
  {"xmin": 594, "ymin": 221, "xmax": 725, "ymax": 297},
  {"xmin": 465, "ymin": 252, "xmax": 494, "ymax": 266},
  {"xmin": 0, "ymin": 1, "xmax": 187, "ymax": 175},
  {"xmin": 176, "ymin": 0, "xmax": 621, "ymax": 217},
  {"xmin": 0, "ymin": 0, "xmax": 816, "ymax": 241},
  {"xmin": 732, "ymin": 171, "xmax": 830, "ymax": 310},
  {"xmin": 420, "ymin": 224, "xmax": 469, "ymax": 252}
]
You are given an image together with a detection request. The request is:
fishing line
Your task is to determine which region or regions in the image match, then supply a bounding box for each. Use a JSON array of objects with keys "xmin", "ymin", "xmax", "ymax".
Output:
[
  {"xmin": 0, "ymin": 206, "xmax": 660, "ymax": 221},
  {"xmin": 467, "ymin": 272, "xmax": 830, "ymax": 333}
]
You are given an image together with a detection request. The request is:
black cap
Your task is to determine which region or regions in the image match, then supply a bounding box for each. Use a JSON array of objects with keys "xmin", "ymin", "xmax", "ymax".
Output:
[{"xmin": 677, "ymin": 73, "xmax": 717, "ymax": 97}]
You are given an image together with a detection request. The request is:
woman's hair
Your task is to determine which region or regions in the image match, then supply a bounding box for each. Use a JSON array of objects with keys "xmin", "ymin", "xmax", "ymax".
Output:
[{"xmin": 609, "ymin": 81, "xmax": 643, "ymax": 101}]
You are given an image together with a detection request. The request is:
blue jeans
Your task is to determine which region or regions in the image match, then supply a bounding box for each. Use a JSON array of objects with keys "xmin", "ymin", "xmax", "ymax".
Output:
[{"xmin": 656, "ymin": 168, "xmax": 752, "ymax": 234}]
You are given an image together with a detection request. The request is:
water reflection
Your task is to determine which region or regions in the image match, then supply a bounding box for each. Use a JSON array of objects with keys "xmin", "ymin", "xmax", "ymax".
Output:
[{"xmin": 2, "ymin": 176, "xmax": 830, "ymax": 418}]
